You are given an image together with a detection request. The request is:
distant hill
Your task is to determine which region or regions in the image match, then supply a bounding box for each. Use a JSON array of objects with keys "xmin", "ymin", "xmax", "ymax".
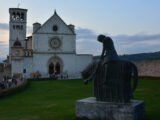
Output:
[
  {"xmin": 94, "ymin": 51, "xmax": 160, "ymax": 62},
  {"xmin": 0, "ymin": 58, "xmax": 5, "ymax": 62}
]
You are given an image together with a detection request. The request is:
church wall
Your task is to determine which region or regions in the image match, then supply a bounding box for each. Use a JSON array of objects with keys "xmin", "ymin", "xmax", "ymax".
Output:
[
  {"xmin": 32, "ymin": 53, "xmax": 77, "ymax": 77},
  {"xmin": 32, "ymin": 53, "xmax": 50, "ymax": 77},
  {"xmin": 23, "ymin": 57, "xmax": 33, "ymax": 77},
  {"xmin": 26, "ymin": 38, "xmax": 33, "ymax": 49},
  {"xmin": 33, "ymin": 34, "xmax": 76, "ymax": 53},
  {"xmin": 58, "ymin": 54, "xmax": 77, "ymax": 75},
  {"xmin": 12, "ymin": 57, "xmax": 33, "ymax": 78},
  {"xmin": 32, "ymin": 53, "xmax": 92, "ymax": 78},
  {"xmin": 12, "ymin": 60, "xmax": 23, "ymax": 75}
]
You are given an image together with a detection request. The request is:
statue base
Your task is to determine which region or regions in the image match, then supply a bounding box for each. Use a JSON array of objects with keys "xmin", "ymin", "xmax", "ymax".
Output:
[{"xmin": 76, "ymin": 97, "xmax": 145, "ymax": 120}]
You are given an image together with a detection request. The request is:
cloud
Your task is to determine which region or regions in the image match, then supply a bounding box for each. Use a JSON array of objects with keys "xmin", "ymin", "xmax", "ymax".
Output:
[
  {"xmin": 0, "ymin": 23, "xmax": 9, "ymax": 30},
  {"xmin": 111, "ymin": 33, "xmax": 160, "ymax": 54},
  {"xmin": 0, "ymin": 41, "xmax": 8, "ymax": 58},
  {"xmin": 76, "ymin": 27, "xmax": 97, "ymax": 40},
  {"xmin": 0, "ymin": 22, "xmax": 32, "ymax": 34},
  {"xmin": 0, "ymin": 41, "xmax": 8, "ymax": 46},
  {"xmin": 112, "ymin": 34, "xmax": 160, "ymax": 46},
  {"xmin": 113, "ymin": 34, "xmax": 160, "ymax": 42},
  {"xmin": 75, "ymin": 27, "xmax": 102, "ymax": 55},
  {"xmin": 75, "ymin": 27, "xmax": 160, "ymax": 55},
  {"xmin": 27, "ymin": 26, "xmax": 32, "ymax": 34}
]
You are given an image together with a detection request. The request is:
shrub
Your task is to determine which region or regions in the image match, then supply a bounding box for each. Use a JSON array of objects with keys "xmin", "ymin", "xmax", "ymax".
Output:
[
  {"xmin": 0, "ymin": 79, "xmax": 29, "ymax": 98},
  {"xmin": 28, "ymin": 77, "xmax": 57, "ymax": 81}
]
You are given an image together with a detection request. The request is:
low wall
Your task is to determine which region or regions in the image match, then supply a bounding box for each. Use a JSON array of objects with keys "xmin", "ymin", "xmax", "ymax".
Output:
[{"xmin": 134, "ymin": 60, "xmax": 160, "ymax": 77}]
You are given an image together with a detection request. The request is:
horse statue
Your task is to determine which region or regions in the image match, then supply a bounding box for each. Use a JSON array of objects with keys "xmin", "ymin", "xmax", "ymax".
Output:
[{"xmin": 81, "ymin": 35, "xmax": 138, "ymax": 103}]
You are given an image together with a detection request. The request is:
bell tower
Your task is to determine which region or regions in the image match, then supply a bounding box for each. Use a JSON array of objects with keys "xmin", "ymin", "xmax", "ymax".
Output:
[{"xmin": 9, "ymin": 8, "xmax": 27, "ymax": 62}]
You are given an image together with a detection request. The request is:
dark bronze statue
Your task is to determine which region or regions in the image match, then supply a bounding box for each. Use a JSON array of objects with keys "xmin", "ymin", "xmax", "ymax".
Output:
[{"xmin": 82, "ymin": 35, "xmax": 138, "ymax": 103}]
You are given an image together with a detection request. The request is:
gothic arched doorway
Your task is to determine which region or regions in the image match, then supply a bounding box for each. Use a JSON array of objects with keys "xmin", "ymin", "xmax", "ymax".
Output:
[
  {"xmin": 49, "ymin": 63, "xmax": 54, "ymax": 74},
  {"xmin": 47, "ymin": 56, "xmax": 63, "ymax": 75}
]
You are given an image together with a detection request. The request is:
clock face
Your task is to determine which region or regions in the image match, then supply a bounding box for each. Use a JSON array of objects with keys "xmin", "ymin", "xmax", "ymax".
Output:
[
  {"xmin": 15, "ymin": 50, "xmax": 20, "ymax": 56},
  {"xmin": 50, "ymin": 38, "xmax": 61, "ymax": 49}
]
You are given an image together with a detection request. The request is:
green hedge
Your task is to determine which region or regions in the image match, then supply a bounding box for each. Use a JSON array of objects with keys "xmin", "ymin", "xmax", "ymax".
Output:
[
  {"xmin": 138, "ymin": 76, "xmax": 160, "ymax": 80},
  {"xmin": 28, "ymin": 77, "xmax": 57, "ymax": 81},
  {"xmin": 0, "ymin": 79, "xmax": 29, "ymax": 98}
]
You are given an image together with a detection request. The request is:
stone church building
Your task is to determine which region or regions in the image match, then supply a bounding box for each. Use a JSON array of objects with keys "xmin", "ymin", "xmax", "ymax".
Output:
[{"xmin": 8, "ymin": 8, "xmax": 92, "ymax": 78}]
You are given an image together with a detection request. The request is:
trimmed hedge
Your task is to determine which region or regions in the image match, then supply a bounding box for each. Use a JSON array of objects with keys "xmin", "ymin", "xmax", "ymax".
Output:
[
  {"xmin": 138, "ymin": 76, "xmax": 160, "ymax": 80},
  {"xmin": 28, "ymin": 77, "xmax": 57, "ymax": 81},
  {"xmin": 0, "ymin": 79, "xmax": 29, "ymax": 98}
]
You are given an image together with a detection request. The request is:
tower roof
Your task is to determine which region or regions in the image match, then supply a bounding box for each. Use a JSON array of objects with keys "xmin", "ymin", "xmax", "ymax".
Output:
[
  {"xmin": 9, "ymin": 8, "xmax": 27, "ymax": 12},
  {"xmin": 54, "ymin": 9, "xmax": 57, "ymax": 15}
]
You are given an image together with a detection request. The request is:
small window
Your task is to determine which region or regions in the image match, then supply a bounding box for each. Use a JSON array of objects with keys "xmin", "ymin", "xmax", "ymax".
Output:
[
  {"xmin": 53, "ymin": 25, "xmax": 58, "ymax": 31},
  {"xmin": 16, "ymin": 12, "xmax": 20, "ymax": 20},
  {"xmin": 16, "ymin": 25, "xmax": 20, "ymax": 29},
  {"xmin": 23, "ymin": 69, "xmax": 26, "ymax": 73},
  {"xmin": 21, "ymin": 13, "xmax": 24, "ymax": 21}
]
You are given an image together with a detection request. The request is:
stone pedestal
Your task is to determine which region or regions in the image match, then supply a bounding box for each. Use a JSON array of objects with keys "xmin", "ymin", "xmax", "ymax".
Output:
[{"xmin": 76, "ymin": 97, "xmax": 145, "ymax": 120}]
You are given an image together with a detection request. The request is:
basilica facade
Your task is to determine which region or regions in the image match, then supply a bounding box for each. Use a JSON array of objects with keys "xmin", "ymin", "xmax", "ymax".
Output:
[{"xmin": 9, "ymin": 8, "xmax": 92, "ymax": 78}]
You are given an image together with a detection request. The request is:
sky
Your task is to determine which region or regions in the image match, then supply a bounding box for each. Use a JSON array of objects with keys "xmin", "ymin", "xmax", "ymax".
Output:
[{"xmin": 0, "ymin": 0, "xmax": 160, "ymax": 58}]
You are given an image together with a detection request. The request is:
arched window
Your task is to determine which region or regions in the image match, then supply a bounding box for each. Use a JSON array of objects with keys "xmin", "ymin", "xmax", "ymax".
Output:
[
  {"xmin": 16, "ymin": 25, "xmax": 20, "ymax": 29},
  {"xmin": 12, "ymin": 12, "xmax": 16, "ymax": 21},
  {"xmin": 13, "ymin": 25, "xmax": 15, "ymax": 29}
]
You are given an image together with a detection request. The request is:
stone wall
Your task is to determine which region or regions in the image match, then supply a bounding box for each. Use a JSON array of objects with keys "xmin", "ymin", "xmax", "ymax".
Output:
[
  {"xmin": 0, "ymin": 72, "xmax": 3, "ymax": 81},
  {"xmin": 134, "ymin": 60, "xmax": 160, "ymax": 77}
]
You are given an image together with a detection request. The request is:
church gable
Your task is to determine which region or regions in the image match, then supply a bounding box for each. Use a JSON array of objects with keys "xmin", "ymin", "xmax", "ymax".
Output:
[{"xmin": 36, "ymin": 11, "xmax": 75, "ymax": 35}]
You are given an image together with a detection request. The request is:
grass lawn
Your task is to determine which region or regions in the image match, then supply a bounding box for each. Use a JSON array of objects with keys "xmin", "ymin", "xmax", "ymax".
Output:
[{"xmin": 0, "ymin": 78, "xmax": 160, "ymax": 120}]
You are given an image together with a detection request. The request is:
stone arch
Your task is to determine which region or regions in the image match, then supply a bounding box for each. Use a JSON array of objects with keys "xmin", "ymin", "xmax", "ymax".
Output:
[
  {"xmin": 12, "ymin": 12, "xmax": 16, "ymax": 20},
  {"xmin": 47, "ymin": 56, "xmax": 63, "ymax": 74}
]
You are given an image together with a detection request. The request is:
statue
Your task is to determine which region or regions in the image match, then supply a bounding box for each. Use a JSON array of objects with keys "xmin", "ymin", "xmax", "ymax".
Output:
[{"xmin": 82, "ymin": 35, "xmax": 138, "ymax": 103}]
